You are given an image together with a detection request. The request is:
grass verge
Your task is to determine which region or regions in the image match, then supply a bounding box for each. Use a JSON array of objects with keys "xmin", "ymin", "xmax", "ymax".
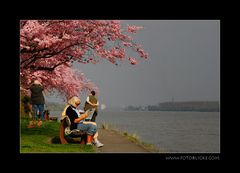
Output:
[{"xmin": 20, "ymin": 118, "xmax": 95, "ymax": 153}]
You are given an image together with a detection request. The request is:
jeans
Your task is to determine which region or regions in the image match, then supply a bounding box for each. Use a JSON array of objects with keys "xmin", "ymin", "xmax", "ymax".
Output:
[
  {"xmin": 32, "ymin": 104, "xmax": 44, "ymax": 120},
  {"xmin": 77, "ymin": 123, "xmax": 97, "ymax": 136}
]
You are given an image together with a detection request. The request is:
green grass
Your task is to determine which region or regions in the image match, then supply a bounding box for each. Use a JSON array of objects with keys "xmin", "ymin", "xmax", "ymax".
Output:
[
  {"xmin": 20, "ymin": 118, "xmax": 95, "ymax": 153},
  {"xmin": 121, "ymin": 131, "xmax": 159, "ymax": 153}
]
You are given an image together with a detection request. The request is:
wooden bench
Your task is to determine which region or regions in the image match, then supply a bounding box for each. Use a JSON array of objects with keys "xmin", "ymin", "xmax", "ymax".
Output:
[{"xmin": 59, "ymin": 116, "xmax": 87, "ymax": 144}]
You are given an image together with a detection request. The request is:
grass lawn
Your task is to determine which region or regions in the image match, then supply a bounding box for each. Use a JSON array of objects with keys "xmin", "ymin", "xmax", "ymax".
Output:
[{"xmin": 20, "ymin": 118, "xmax": 95, "ymax": 153}]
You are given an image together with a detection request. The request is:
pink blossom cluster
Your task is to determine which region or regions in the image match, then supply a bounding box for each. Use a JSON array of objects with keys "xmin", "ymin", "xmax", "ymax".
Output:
[
  {"xmin": 127, "ymin": 25, "xmax": 143, "ymax": 33},
  {"xmin": 20, "ymin": 20, "xmax": 148, "ymax": 99},
  {"xmin": 128, "ymin": 57, "xmax": 137, "ymax": 65}
]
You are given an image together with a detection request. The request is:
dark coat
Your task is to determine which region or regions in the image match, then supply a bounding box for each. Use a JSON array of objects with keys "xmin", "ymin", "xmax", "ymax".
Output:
[{"xmin": 30, "ymin": 84, "xmax": 45, "ymax": 104}]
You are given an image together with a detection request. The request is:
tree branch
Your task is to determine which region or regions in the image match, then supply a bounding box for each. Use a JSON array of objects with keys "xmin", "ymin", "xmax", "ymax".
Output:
[
  {"xmin": 27, "ymin": 56, "xmax": 73, "ymax": 72},
  {"xmin": 21, "ymin": 42, "xmax": 80, "ymax": 68},
  {"xmin": 21, "ymin": 41, "xmax": 95, "ymax": 69}
]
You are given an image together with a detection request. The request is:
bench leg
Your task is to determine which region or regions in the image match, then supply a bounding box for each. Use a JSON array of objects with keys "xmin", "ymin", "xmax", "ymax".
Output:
[
  {"xmin": 59, "ymin": 121, "xmax": 68, "ymax": 144},
  {"xmin": 80, "ymin": 135, "xmax": 87, "ymax": 144}
]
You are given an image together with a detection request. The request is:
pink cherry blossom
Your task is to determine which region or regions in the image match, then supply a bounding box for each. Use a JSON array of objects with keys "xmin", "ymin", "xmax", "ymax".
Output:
[
  {"xmin": 123, "ymin": 42, "xmax": 132, "ymax": 47},
  {"xmin": 128, "ymin": 57, "xmax": 138, "ymax": 65},
  {"xmin": 127, "ymin": 25, "xmax": 143, "ymax": 33},
  {"xmin": 20, "ymin": 20, "xmax": 148, "ymax": 99}
]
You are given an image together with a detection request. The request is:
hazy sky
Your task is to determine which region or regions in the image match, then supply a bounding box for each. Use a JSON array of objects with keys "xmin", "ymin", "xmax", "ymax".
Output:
[{"xmin": 46, "ymin": 20, "xmax": 220, "ymax": 108}]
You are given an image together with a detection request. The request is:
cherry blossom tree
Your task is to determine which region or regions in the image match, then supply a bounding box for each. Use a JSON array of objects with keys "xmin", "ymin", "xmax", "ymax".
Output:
[{"xmin": 20, "ymin": 20, "xmax": 148, "ymax": 100}]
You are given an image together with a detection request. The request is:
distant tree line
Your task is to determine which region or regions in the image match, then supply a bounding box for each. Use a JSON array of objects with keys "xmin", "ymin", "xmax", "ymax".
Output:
[{"xmin": 125, "ymin": 101, "xmax": 220, "ymax": 112}]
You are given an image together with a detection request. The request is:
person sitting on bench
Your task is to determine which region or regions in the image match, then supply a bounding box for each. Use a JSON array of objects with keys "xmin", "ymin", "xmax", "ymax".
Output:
[
  {"xmin": 63, "ymin": 96, "xmax": 96, "ymax": 145},
  {"xmin": 62, "ymin": 96, "xmax": 103, "ymax": 147}
]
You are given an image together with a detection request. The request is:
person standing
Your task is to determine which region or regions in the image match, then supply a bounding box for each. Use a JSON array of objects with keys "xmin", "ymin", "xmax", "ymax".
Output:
[
  {"xmin": 84, "ymin": 91, "xmax": 99, "ymax": 122},
  {"xmin": 30, "ymin": 80, "xmax": 45, "ymax": 128}
]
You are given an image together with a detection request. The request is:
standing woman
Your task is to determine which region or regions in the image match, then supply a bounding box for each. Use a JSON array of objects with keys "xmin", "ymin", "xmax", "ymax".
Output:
[
  {"xmin": 30, "ymin": 80, "xmax": 45, "ymax": 128},
  {"xmin": 84, "ymin": 91, "xmax": 99, "ymax": 122}
]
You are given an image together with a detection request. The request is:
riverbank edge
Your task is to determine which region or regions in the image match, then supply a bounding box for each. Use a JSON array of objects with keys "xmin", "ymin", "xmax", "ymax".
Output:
[{"xmin": 100, "ymin": 123, "xmax": 160, "ymax": 153}]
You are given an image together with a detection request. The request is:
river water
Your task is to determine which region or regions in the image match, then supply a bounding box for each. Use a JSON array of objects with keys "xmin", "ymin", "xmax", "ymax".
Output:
[{"xmin": 51, "ymin": 110, "xmax": 220, "ymax": 153}]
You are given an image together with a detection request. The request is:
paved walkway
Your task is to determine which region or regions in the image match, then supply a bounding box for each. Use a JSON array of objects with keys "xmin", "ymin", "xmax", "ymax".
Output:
[{"xmin": 95, "ymin": 128, "xmax": 151, "ymax": 153}]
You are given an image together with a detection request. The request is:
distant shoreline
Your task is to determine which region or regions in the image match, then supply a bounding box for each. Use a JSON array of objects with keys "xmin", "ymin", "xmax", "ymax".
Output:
[
  {"xmin": 124, "ymin": 101, "xmax": 220, "ymax": 112},
  {"xmin": 45, "ymin": 101, "xmax": 220, "ymax": 114}
]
